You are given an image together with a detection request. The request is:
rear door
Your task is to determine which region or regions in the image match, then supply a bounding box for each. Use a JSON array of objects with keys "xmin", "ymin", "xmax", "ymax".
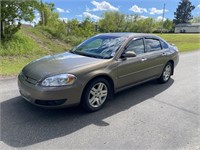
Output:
[{"xmin": 142, "ymin": 37, "xmax": 168, "ymax": 77}]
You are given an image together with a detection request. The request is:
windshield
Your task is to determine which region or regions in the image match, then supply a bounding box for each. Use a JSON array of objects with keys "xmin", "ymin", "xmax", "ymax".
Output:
[{"xmin": 70, "ymin": 35, "xmax": 127, "ymax": 59}]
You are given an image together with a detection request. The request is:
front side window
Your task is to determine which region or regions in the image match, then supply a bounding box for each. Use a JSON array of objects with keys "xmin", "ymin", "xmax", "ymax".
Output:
[
  {"xmin": 125, "ymin": 38, "xmax": 145, "ymax": 55},
  {"xmin": 145, "ymin": 38, "xmax": 162, "ymax": 52},
  {"xmin": 71, "ymin": 35, "xmax": 127, "ymax": 59}
]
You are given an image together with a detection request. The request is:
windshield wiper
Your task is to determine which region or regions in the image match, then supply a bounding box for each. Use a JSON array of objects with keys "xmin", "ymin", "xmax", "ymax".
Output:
[
  {"xmin": 70, "ymin": 50, "xmax": 105, "ymax": 59},
  {"xmin": 80, "ymin": 53, "xmax": 103, "ymax": 59}
]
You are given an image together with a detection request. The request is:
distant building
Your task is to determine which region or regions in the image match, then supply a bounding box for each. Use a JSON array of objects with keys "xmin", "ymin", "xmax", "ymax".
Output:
[
  {"xmin": 175, "ymin": 23, "xmax": 200, "ymax": 33},
  {"xmin": 21, "ymin": 24, "xmax": 33, "ymax": 28}
]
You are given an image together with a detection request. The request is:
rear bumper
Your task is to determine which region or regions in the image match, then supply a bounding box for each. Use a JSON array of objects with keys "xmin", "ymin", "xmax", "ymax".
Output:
[{"xmin": 18, "ymin": 75, "xmax": 84, "ymax": 108}]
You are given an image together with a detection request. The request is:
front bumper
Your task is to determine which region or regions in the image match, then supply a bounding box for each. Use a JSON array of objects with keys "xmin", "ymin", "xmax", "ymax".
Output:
[{"xmin": 18, "ymin": 75, "xmax": 84, "ymax": 108}]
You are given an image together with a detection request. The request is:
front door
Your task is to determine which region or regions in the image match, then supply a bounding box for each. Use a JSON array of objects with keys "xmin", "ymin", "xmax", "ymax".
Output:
[{"xmin": 116, "ymin": 38, "xmax": 151, "ymax": 88}]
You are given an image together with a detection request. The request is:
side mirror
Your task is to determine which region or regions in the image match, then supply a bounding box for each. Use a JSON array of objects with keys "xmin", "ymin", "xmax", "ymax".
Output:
[{"xmin": 122, "ymin": 51, "xmax": 136, "ymax": 59}]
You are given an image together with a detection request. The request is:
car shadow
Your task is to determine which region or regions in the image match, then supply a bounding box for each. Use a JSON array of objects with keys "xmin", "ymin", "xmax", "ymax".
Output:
[{"xmin": 1, "ymin": 79, "xmax": 174, "ymax": 147}]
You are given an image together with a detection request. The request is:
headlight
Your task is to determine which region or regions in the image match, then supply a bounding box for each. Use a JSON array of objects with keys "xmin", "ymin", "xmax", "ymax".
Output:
[{"xmin": 41, "ymin": 74, "xmax": 76, "ymax": 87}]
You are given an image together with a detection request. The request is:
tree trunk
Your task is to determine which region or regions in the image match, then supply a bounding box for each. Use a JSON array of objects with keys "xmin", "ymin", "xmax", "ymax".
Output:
[{"xmin": 0, "ymin": 20, "xmax": 4, "ymax": 40}]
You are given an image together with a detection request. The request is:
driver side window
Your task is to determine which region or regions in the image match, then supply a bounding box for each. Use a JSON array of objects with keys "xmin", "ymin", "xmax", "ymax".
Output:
[
  {"xmin": 125, "ymin": 38, "xmax": 145, "ymax": 55},
  {"xmin": 84, "ymin": 39, "xmax": 102, "ymax": 49}
]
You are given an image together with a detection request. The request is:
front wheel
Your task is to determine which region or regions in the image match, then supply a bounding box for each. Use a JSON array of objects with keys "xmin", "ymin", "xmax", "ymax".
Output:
[
  {"xmin": 81, "ymin": 78, "xmax": 112, "ymax": 112},
  {"xmin": 158, "ymin": 62, "xmax": 173, "ymax": 83}
]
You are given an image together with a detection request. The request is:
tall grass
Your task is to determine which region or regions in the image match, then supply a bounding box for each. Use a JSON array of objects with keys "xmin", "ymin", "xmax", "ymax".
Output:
[
  {"xmin": 0, "ymin": 31, "xmax": 43, "ymax": 56},
  {"xmin": 36, "ymin": 26, "xmax": 86, "ymax": 46}
]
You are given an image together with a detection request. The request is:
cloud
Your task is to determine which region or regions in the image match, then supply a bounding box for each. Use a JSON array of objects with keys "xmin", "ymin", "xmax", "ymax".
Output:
[
  {"xmin": 56, "ymin": 7, "xmax": 70, "ymax": 13},
  {"xmin": 89, "ymin": 1, "xmax": 119, "ymax": 11},
  {"xmin": 197, "ymin": 4, "xmax": 200, "ymax": 8},
  {"xmin": 129, "ymin": 5, "xmax": 147, "ymax": 13},
  {"xmin": 83, "ymin": 12, "xmax": 100, "ymax": 21},
  {"xmin": 65, "ymin": 10, "xmax": 70, "ymax": 13},
  {"xmin": 21, "ymin": 11, "xmax": 40, "ymax": 26},
  {"xmin": 149, "ymin": 8, "xmax": 168, "ymax": 15},
  {"xmin": 35, "ymin": 12, "xmax": 40, "ymax": 17},
  {"xmin": 56, "ymin": 8, "xmax": 65, "ymax": 13},
  {"xmin": 33, "ymin": 17, "xmax": 40, "ymax": 24},
  {"xmin": 59, "ymin": 17, "xmax": 68, "ymax": 22},
  {"xmin": 140, "ymin": 15, "xmax": 148, "ymax": 19},
  {"xmin": 156, "ymin": 16, "xmax": 166, "ymax": 21}
]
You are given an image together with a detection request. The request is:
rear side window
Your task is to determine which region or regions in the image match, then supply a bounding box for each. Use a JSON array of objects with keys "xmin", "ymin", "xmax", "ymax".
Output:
[
  {"xmin": 145, "ymin": 38, "xmax": 162, "ymax": 52},
  {"xmin": 160, "ymin": 40, "xmax": 169, "ymax": 49}
]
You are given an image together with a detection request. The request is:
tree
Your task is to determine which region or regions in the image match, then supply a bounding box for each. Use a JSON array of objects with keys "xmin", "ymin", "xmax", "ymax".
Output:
[
  {"xmin": 37, "ymin": 1, "xmax": 55, "ymax": 26},
  {"xmin": 66, "ymin": 18, "xmax": 95, "ymax": 37},
  {"xmin": 80, "ymin": 18, "xmax": 95, "ymax": 37},
  {"xmin": 173, "ymin": 0, "xmax": 195, "ymax": 24},
  {"xmin": 191, "ymin": 15, "xmax": 200, "ymax": 23},
  {"xmin": 0, "ymin": 0, "xmax": 38, "ymax": 40},
  {"xmin": 163, "ymin": 19, "xmax": 174, "ymax": 31},
  {"xmin": 67, "ymin": 19, "xmax": 80, "ymax": 35},
  {"xmin": 99, "ymin": 12, "xmax": 126, "ymax": 32},
  {"xmin": 36, "ymin": 3, "xmax": 67, "ymax": 39}
]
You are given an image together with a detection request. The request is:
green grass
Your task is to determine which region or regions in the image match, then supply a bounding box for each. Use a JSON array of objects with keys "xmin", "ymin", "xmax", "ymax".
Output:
[
  {"xmin": 0, "ymin": 56, "xmax": 39, "ymax": 76},
  {"xmin": 0, "ymin": 31, "xmax": 44, "ymax": 56},
  {"xmin": 156, "ymin": 34, "xmax": 200, "ymax": 52},
  {"xmin": 0, "ymin": 28, "xmax": 71, "ymax": 77}
]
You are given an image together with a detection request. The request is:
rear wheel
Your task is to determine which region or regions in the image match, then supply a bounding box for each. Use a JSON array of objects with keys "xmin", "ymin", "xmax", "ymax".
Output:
[
  {"xmin": 81, "ymin": 78, "xmax": 112, "ymax": 112},
  {"xmin": 158, "ymin": 62, "xmax": 173, "ymax": 83}
]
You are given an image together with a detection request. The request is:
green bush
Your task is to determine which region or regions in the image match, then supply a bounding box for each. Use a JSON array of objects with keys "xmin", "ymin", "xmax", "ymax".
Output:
[
  {"xmin": 63, "ymin": 36, "xmax": 85, "ymax": 46},
  {"xmin": 36, "ymin": 26, "xmax": 85, "ymax": 46},
  {"xmin": 0, "ymin": 31, "xmax": 41, "ymax": 56}
]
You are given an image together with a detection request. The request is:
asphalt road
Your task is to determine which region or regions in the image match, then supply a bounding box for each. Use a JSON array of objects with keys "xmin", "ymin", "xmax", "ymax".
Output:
[{"xmin": 0, "ymin": 51, "xmax": 200, "ymax": 150}]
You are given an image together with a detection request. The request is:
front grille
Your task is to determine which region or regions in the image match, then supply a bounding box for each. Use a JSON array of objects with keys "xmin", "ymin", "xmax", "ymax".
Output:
[
  {"xmin": 35, "ymin": 99, "xmax": 67, "ymax": 106},
  {"xmin": 20, "ymin": 72, "xmax": 38, "ymax": 85}
]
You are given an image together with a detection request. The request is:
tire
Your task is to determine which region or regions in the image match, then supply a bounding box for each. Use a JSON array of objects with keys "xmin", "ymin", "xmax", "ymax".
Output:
[
  {"xmin": 158, "ymin": 62, "xmax": 173, "ymax": 83},
  {"xmin": 81, "ymin": 78, "xmax": 113, "ymax": 112}
]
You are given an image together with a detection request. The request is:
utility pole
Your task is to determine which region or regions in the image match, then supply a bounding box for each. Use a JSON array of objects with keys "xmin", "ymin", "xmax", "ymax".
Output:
[{"xmin": 161, "ymin": 3, "xmax": 165, "ymax": 34}]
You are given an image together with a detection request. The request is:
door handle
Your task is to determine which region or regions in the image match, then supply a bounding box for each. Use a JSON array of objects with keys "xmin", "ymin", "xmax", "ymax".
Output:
[
  {"xmin": 162, "ymin": 53, "xmax": 167, "ymax": 56},
  {"xmin": 141, "ymin": 58, "xmax": 147, "ymax": 62}
]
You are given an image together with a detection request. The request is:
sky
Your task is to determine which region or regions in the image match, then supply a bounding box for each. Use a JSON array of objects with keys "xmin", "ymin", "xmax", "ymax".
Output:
[{"xmin": 33, "ymin": 0, "xmax": 200, "ymax": 23}]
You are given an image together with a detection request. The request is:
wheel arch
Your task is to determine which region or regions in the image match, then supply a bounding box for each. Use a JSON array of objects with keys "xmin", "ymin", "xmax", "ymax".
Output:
[
  {"xmin": 168, "ymin": 60, "xmax": 174, "ymax": 75},
  {"xmin": 81, "ymin": 74, "xmax": 115, "ymax": 100}
]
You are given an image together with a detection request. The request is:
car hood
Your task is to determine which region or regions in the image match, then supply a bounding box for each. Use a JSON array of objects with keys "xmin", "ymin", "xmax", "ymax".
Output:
[{"xmin": 22, "ymin": 52, "xmax": 105, "ymax": 81}]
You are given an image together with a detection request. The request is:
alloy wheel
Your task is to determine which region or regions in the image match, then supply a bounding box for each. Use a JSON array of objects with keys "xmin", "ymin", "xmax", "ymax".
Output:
[
  {"xmin": 163, "ymin": 64, "xmax": 172, "ymax": 81},
  {"xmin": 88, "ymin": 82, "xmax": 108, "ymax": 108}
]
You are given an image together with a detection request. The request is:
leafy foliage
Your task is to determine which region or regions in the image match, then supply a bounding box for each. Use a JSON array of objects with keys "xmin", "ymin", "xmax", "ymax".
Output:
[
  {"xmin": 163, "ymin": 19, "xmax": 174, "ymax": 31},
  {"xmin": 99, "ymin": 11, "xmax": 126, "ymax": 32},
  {"xmin": 67, "ymin": 18, "xmax": 96, "ymax": 37},
  {"xmin": 98, "ymin": 12, "xmax": 172, "ymax": 33},
  {"xmin": 173, "ymin": 0, "xmax": 195, "ymax": 24},
  {"xmin": 0, "ymin": 0, "xmax": 38, "ymax": 40},
  {"xmin": 191, "ymin": 15, "xmax": 200, "ymax": 23}
]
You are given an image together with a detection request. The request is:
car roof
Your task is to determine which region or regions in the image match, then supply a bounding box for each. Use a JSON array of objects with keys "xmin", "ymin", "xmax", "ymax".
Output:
[{"xmin": 97, "ymin": 32, "xmax": 162, "ymax": 39}]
